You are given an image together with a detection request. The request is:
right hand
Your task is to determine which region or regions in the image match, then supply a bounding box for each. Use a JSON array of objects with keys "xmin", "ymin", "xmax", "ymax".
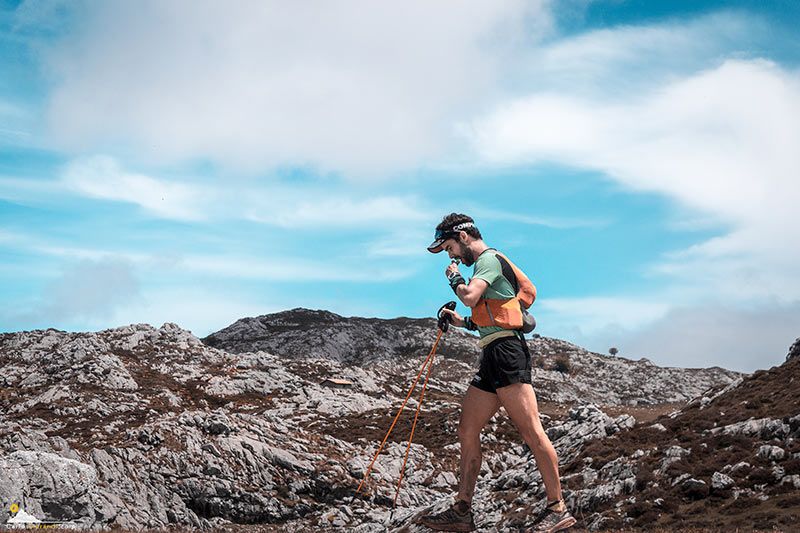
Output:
[{"xmin": 445, "ymin": 262, "xmax": 461, "ymax": 280}]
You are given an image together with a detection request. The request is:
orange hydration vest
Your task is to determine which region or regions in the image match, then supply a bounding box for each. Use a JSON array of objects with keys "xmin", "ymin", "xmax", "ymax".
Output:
[{"xmin": 470, "ymin": 251, "xmax": 536, "ymax": 330}]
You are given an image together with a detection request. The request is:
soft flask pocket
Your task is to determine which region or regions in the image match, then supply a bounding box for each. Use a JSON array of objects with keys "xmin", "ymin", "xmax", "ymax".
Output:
[{"xmin": 521, "ymin": 310, "xmax": 536, "ymax": 333}]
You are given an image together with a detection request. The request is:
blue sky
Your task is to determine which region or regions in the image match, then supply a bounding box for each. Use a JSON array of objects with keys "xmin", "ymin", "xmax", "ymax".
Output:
[{"xmin": 1, "ymin": 0, "xmax": 799, "ymax": 372}]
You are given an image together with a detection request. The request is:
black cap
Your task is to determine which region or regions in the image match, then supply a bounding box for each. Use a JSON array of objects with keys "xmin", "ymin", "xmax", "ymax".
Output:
[{"xmin": 427, "ymin": 222, "xmax": 475, "ymax": 253}]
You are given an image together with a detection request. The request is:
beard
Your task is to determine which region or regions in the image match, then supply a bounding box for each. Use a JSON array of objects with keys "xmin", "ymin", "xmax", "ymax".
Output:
[{"xmin": 459, "ymin": 243, "xmax": 476, "ymax": 267}]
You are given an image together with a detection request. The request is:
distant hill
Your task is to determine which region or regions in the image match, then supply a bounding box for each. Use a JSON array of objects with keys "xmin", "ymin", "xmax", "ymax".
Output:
[{"xmin": 203, "ymin": 307, "xmax": 742, "ymax": 406}]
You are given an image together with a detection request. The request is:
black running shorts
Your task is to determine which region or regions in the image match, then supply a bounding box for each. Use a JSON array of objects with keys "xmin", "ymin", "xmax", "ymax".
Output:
[{"xmin": 470, "ymin": 334, "xmax": 532, "ymax": 394}]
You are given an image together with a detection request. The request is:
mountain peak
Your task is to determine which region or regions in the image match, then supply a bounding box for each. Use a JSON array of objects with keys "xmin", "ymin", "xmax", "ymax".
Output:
[{"xmin": 787, "ymin": 337, "xmax": 800, "ymax": 362}]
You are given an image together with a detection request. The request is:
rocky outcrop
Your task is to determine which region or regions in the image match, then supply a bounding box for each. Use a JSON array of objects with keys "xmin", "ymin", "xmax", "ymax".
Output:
[
  {"xmin": 1, "ymin": 316, "xmax": 794, "ymax": 532},
  {"xmin": 528, "ymin": 336, "xmax": 738, "ymax": 406},
  {"xmin": 788, "ymin": 336, "xmax": 800, "ymax": 361},
  {"xmin": 0, "ymin": 451, "xmax": 100, "ymax": 526},
  {"xmin": 542, "ymin": 351, "xmax": 800, "ymax": 531},
  {"xmin": 204, "ymin": 308, "xmax": 742, "ymax": 406},
  {"xmin": 202, "ymin": 308, "xmax": 477, "ymax": 365},
  {"xmin": 3, "ymin": 321, "xmax": 634, "ymax": 531}
]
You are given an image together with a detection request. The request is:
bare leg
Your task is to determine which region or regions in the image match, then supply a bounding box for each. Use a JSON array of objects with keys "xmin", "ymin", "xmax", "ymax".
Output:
[
  {"xmin": 456, "ymin": 385, "xmax": 500, "ymax": 504},
  {"xmin": 496, "ymin": 383, "xmax": 562, "ymax": 502}
]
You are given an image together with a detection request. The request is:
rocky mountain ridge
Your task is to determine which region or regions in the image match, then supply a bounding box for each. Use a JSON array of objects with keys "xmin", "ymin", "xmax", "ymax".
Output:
[
  {"xmin": 0, "ymin": 310, "xmax": 795, "ymax": 531},
  {"xmin": 203, "ymin": 308, "xmax": 741, "ymax": 406}
]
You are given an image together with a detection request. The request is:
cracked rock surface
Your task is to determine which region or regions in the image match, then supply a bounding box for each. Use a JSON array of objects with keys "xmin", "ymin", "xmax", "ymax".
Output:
[{"xmin": 1, "ymin": 309, "xmax": 793, "ymax": 531}]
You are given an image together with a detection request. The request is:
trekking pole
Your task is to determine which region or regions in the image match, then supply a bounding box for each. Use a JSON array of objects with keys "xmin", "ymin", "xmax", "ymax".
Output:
[
  {"xmin": 355, "ymin": 329, "xmax": 442, "ymax": 496},
  {"xmin": 354, "ymin": 302, "xmax": 456, "ymax": 499},
  {"xmin": 391, "ymin": 301, "xmax": 455, "ymax": 508},
  {"xmin": 393, "ymin": 336, "xmax": 437, "ymax": 507}
]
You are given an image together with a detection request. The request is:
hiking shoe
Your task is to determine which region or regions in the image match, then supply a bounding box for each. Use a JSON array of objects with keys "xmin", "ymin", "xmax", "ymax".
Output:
[
  {"xmin": 419, "ymin": 500, "xmax": 476, "ymax": 532},
  {"xmin": 524, "ymin": 506, "xmax": 577, "ymax": 532}
]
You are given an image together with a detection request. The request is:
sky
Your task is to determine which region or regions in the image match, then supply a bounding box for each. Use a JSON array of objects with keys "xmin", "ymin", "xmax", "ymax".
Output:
[{"xmin": 1, "ymin": 0, "xmax": 799, "ymax": 372}]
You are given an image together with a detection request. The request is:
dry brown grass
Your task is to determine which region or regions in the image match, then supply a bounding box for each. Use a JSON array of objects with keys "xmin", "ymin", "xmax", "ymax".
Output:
[{"xmin": 560, "ymin": 356, "xmax": 800, "ymax": 532}]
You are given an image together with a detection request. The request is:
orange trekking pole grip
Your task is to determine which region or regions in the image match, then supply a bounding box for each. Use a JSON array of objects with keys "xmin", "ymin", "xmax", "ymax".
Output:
[{"xmin": 355, "ymin": 328, "xmax": 443, "ymax": 495}]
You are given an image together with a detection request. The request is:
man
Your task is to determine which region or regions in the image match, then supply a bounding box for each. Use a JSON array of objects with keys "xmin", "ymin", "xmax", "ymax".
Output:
[{"xmin": 420, "ymin": 213, "xmax": 576, "ymax": 533}]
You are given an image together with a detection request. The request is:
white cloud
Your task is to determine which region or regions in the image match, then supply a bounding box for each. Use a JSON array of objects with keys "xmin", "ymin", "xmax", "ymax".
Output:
[
  {"xmin": 520, "ymin": 12, "xmax": 762, "ymax": 97},
  {"xmin": 535, "ymin": 296, "xmax": 800, "ymax": 372},
  {"xmin": 469, "ymin": 59, "xmax": 800, "ymax": 302},
  {"xmin": 471, "ymin": 206, "xmax": 607, "ymax": 229},
  {"xmin": 619, "ymin": 304, "xmax": 800, "ymax": 372},
  {"xmin": 0, "ymin": 243, "xmax": 416, "ymax": 334},
  {"xmin": 175, "ymin": 254, "xmax": 414, "ymax": 283},
  {"xmin": 366, "ymin": 229, "xmax": 431, "ymax": 258},
  {"xmin": 51, "ymin": 155, "xmax": 431, "ymax": 227},
  {"xmin": 0, "ymin": 251, "xmax": 354, "ymax": 336},
  {"xmin": 243, "ymin": 194, "xmax": 428, "ymax": 229},
  {"xmin": 0, "ymin": 128, "xmax": 32, "ymax": 143},
  {"xmin": 107, "ymin": 286, "xmax": 270, "ymax": 338},
  {"xmin": 62, "ymin": 156, "xmax": 209, "ymax": 221},
  {"xmin": 36, "ymin": 0, "xmax": 552, "ymax": 177},
  {"xmin": 466, "ymin": 14, "xmax": 800, "ymax": 371},
  {"xmin": 0, "ymin": 232, "xmax": 155, "ymax": 265},
  {"xmin": 2, "ymin": 230, "xmax": 417, "ymax": 283},
  {"xmin": 0, "ymin": 176, "xmax": 64, "ymax": 202},
  {"xmin": 466, "ymin": 13, "xmax": 799, "ymax": 268},
  {"xmin": 359, "ymin": 205, "xmax": 602, "ymax": 260},
  {"xmin": 6, "ymin": 257, "xmax": 141, "ymax": 326},
  {"xmin": 8, "ymin": 4, "xmax": 797, "ymax": 369},
  {"xmin": 537, "ymin": 296, "xmax": 671, "ymax": 334}
]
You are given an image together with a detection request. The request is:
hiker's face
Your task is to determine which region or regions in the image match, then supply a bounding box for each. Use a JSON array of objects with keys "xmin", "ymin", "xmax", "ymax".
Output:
[
  {"xmin": 460, "ymin": 240, "xmax": 476, "ymax": 266},
  {"xmin": 444, "ymin": 234, "xmax": 475, "ymax": 266}
]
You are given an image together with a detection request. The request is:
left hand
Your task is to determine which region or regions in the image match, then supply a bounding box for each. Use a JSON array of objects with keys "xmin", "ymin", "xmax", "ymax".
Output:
[{"xmin": 440, "ymin": 308, "xmax": 465, "ymax": 328}]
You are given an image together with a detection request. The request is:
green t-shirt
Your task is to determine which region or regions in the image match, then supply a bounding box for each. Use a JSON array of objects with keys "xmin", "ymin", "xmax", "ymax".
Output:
[{"xmin": 469, "ymin": 249, "xmax": 516, "ymax": 338}]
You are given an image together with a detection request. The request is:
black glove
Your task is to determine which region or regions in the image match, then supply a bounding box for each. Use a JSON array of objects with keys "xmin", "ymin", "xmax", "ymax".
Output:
[
  {"xmin": 437, "ymin": 301, "xmax": 457, "ymax": 332},
  {"xmin": 447, "ymin": 270, "xmax": 466, "ymax": 294}
]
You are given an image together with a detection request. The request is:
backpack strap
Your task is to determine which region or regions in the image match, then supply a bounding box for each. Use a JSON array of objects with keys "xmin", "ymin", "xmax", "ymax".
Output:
[
  {"xmin": 477, "ymin": 248, "xmax": 519, "ymax": 292},
  {"xmin": 493, "ymin": 252, "xmax": 520, "ymax": 294},
  {"xmin": 495, "ymin": 251, "xmax": 536, "ymax": 334}
]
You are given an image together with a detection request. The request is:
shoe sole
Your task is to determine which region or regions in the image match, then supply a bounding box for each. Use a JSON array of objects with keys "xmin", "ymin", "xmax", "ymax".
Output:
[
  {"xmin": 532, "ymin": 516, "xmax": 577, "ymax": 533},
  {"xmin": 420, "ymin": 522, "xmax": 476, "ymax": 532}
]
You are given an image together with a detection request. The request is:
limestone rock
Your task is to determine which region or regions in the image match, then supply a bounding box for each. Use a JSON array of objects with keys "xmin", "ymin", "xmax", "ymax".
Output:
[
  {"xmin": 711, "ymin": 471, "xmax": 734, "ymax": 490},
  {"xmin": 757, "ymin": 445, "xmax": 785, "ymax": 461}
]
